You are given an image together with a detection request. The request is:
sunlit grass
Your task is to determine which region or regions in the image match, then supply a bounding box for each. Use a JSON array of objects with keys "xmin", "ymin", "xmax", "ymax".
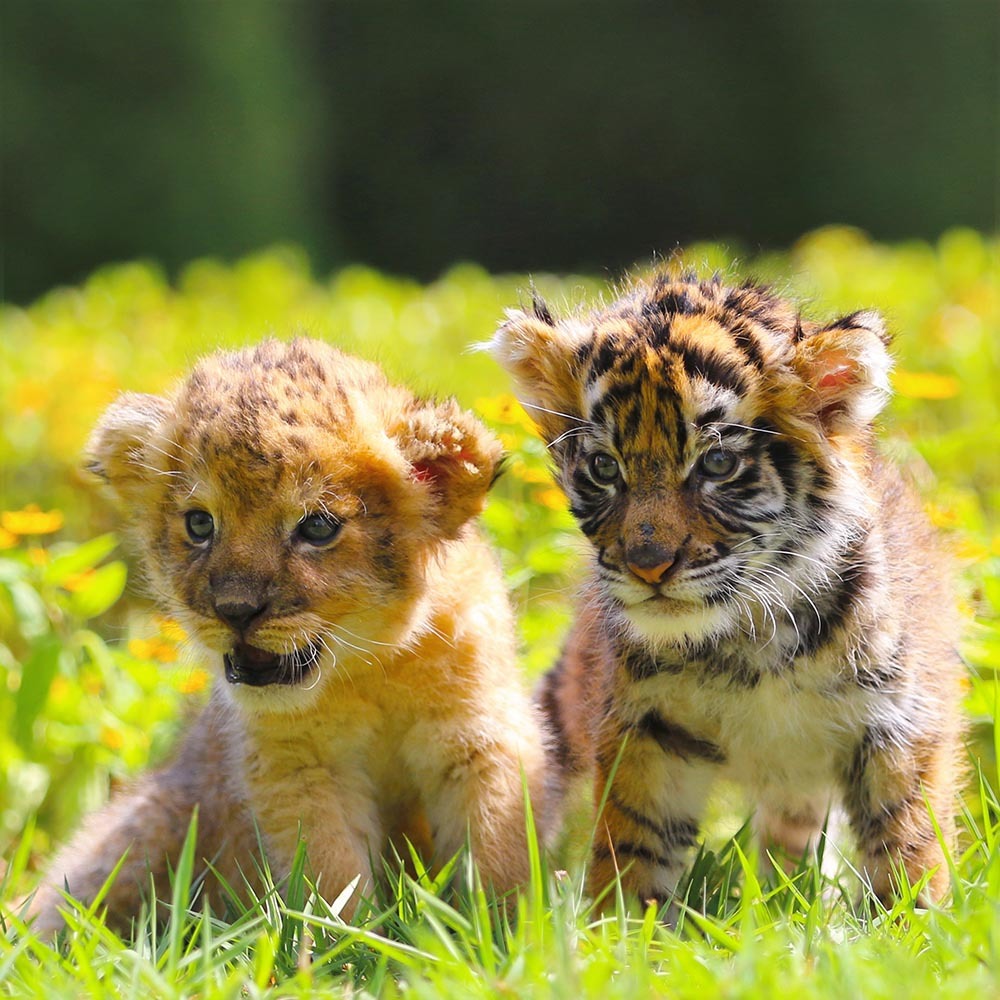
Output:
[{"xmin": 4, "ymin": 792, "xmax": 1000, "ymax": 998}]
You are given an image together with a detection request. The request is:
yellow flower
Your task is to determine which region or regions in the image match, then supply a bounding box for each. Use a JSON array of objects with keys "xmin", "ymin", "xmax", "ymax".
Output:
[
  {"xmin": 127, "ymin": 638, "xmax": 157, "ymax": 660},
  {"xmin": 100, "ymin": 727, "xmax": 124, "ymax": 751},
  {"xmin": 954, "ymin": 537, "xmax": 989, "ymax": 562},
  {"xmin": 533, "ymin": 486, "xmax": 567, "ymax": 511},
  {"xmin": 49, "ymin": 676, "xmax": 70, "ymax": 701},
  {"xmin": 62, "ymin": 569, "xmax": 95, "ymax": 592},
  {"xmin": 475, "ymin": 394, "xmax": 536, "ymax": 432},
  {"xmin": 82, "ymin": 674, "xmax": 104, "ymax": 696},
  {"xmin": 128, "ymin": 637, "xmax": 178, "ymax": 663},
  {"xmin": 154, "ymin": 615, "xmax": 188, "ymax": 642},
  {"xmin": 1, "ymin": 504, "xmax": 64, "ymax": 536},
  {"xmin": 0, "ymin": 527, "xmax": 18, "ymax": 549},
  {"xmin": 893, "ymin": 370, "xmax": 959, "ymax": 400},
  {"xmin": 925, "ymin": 503, "xmax": 957, "ymax": 528},
  {"xmin": 178, "ymin": 668, "xmax": 210, "ymax": 694},
  {"xmin": 519, "ymin": 466, "xmax": 554, "ymax": 485},
  {"xmin": 11, "ymin": 379, "xmax": 49, "ymax": 415}
]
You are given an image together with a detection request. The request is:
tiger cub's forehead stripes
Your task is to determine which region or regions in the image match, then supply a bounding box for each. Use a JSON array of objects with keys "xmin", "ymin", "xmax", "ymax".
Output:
[{"xmin": 576, "ymin": 277, "xmax": 795, "ymax": 466}]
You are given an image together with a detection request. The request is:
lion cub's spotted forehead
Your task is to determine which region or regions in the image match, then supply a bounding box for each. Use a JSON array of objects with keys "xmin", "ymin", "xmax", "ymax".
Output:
[{"xmin": 168, "ymin": 339, "xmax": 398, "ymax": 499}]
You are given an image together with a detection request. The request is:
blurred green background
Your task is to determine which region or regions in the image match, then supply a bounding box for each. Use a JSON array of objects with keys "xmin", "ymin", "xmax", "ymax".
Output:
[{"xmin": 2, "ymin": 0, "xmax": 997, "ymax": 303}]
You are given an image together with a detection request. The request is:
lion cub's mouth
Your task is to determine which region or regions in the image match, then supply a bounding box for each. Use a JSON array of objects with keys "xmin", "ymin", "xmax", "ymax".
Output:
[{"xmin": 223, "ymin": 641, "xmax": 322, "ymax": 687}]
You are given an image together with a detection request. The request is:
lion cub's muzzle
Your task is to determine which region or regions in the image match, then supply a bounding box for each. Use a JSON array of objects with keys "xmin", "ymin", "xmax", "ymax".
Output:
[{"xmin": 224, "ymin": 641, "xmax": 322, "ymax": 687}]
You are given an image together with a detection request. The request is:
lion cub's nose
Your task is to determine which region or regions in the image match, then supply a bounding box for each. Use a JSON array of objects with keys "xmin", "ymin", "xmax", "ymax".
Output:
[
  {"xmin": 625, "ymin": 543, "xmax": 681, "ymax": 586},
  {"xmin": 214, "ymin": 598, "xmax": 269, "ymax": 631}
]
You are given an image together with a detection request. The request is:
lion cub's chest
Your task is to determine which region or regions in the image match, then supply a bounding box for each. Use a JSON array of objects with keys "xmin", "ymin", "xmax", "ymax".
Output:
[{"xmin": 240, "ymin": 686, "xmax": 430, "ymax": 818}]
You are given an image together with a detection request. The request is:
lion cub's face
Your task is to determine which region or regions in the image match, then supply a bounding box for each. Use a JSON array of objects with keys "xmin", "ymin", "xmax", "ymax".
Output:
[{"xmin": 89, "ymin": 339, "xmax": 502, "ymax": 713}]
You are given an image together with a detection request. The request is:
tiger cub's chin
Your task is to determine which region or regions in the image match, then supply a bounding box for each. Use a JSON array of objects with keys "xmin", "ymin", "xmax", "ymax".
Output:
[
  {"xmin": 620, "ymin": 597, "xmax": 731, "ymax": 648},
  {"xmin": 492, "ymin": 271, "xmax": 965, "ymax": 911}
]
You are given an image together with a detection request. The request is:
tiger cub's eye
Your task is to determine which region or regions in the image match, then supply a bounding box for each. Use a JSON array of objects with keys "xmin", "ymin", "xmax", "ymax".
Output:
[
  {"xmin": 297, "ymin": 512, "xmax": 342, "ymax": 545},
  {"xmin": 588, "ymin": 452, "xmax": 621, "ymax": 484},
  {"xmin": 185, "ymin": 510, "xmax": 215, "ymax": 542},
  {"xmin": 698, "ymin": 448, "xmax": 739, "ymax": 480}
]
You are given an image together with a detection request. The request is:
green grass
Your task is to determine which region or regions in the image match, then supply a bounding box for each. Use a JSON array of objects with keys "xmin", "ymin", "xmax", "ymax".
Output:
[{"xmin": 1, "ymin": 227, "xmax": 999, "ymax": 996}]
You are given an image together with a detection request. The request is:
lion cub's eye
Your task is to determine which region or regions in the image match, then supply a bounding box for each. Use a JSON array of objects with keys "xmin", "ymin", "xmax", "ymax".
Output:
[
  {"xmin": 698, "ymin": 448, "xmax": 739, "ymax": 480},
  {"xmin": 588, "ymin": 452, "xmax": 621, "ymax": 484},
  {"xmin": 296, "ymin": 512, "xmax": 342, "ymax": 546},
  {"xmin": 185, "ymin": 510, "xmax": 215, "ymax": 543}
]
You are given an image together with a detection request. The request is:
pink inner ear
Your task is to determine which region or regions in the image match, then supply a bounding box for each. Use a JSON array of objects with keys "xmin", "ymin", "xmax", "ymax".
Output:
[
  {"xmin": 819, "ymin": 362, "xmax": 857, "ymax": 389},
  {"xmin": 411, "ymin": 461, "xmax": 437, "ymax": 484},
  {"xmin": 411, "ymin": 448, "xmax": 475, "ymax": 485}
]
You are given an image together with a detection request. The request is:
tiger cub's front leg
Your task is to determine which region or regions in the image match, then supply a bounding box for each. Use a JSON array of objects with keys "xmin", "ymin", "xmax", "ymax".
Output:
[
  {"xmin": 842, "ymin": 723, "xmax": 958, "ymax": 906},
  {"xmin": 590, "ymin": 707, "xmax": 721, "ymax": 904}
]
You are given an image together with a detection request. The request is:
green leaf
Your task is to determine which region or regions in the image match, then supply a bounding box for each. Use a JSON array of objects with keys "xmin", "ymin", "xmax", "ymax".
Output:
[
  {"xmin": 75, "ymin": 628, "xmax": 116, "ymax": 675},
  {"xmin": 4, "ymin": 579, "xmax": 50, "ymax": 639},
  {"xmin": 13, "ymin": 635, "xmax": 64, "ymax": 747},
  {"xmin": 42, "ymin": 533, "xmax": 119, "ymax": 587},
  {"xmin": 0, "ymin": 558, "xmax": 27, "ymax": 584},
  {"xmin": 65, "ymin": 560, "xmax": 128, "ymax": 620}
]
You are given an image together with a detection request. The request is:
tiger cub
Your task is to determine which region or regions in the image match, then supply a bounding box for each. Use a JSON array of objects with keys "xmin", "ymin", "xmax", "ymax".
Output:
[
  {"xmin": 491, "ymin": 273, "xmax": 964, "ymax": 907},
  {"xmin": 25, "ymin": 338, "xmax": 547, "ymax": 934}
]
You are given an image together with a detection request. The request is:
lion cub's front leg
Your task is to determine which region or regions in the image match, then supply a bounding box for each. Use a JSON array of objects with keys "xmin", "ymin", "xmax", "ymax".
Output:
[
  {"xmin": 404, "ymin": 717, "xmax": 546, "ymax": 896},
  {"xmin": 242, "ymin": 735, "xmax": 380, "ymax": 916}
]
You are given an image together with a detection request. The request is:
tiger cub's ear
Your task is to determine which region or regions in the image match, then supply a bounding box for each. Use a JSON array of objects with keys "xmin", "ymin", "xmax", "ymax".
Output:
[
  {"xmin": 489, "ymin": 302, "xmax": 591, "ymax": 443},
  {"xmin": 794, "ymin": 310, "xmax": 892, "ymax": 435},
  {"xmin": 86, "ymin": 392, "xmax": 172, "ymax": 504},
  {"xmin": 392, "ymin": 398, "xmax": 504, "ymax": 539}
]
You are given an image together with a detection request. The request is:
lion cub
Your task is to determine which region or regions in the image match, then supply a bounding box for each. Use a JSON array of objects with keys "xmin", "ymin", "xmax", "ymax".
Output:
[{"xmin": 27, "ymin": 338, "xmax": 547, "ymax": 933}]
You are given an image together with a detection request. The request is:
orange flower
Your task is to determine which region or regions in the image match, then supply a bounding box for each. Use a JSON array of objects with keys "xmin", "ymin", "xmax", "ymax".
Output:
[
  {"xmin": 893, "ymin": 370, "xmax": 959, "ymax": 400},
  {"xmin": 100, "ymin": 727, "xmax": 124, "ymax": 751},
  {"xmin": 62, "ymin": 569, "xmax": 95, "ymax": 592},
  {"xmin": 154, "ymin": 615, "xmax": 188, "ymax": 642},
  {"xmin": 128, "ymin": 637, "xmax": 178, "ymax": 663},
  {"xmin": 1, "ymin": 504, "xmax": 64, "ymax": 536},
  {"xmin": 533, "ymin": 486, "xmax": 567, "ymax": 511},
  {"xmin": 178, "ymin": 668, "xmax": 210, "ymax": 694},
  {"xmin": 519, "ymin": 466, "xmax": 554, "ymax": 485}
]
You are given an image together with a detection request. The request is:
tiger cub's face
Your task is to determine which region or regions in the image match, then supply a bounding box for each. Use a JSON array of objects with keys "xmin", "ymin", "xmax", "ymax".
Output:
[
  {"xmin": 88, "ymin": 338, "xmax": 502, "ymax": 713},
  {"xmin": 492, "ymin": 275, "xmax": 892, "ymax": 647}
]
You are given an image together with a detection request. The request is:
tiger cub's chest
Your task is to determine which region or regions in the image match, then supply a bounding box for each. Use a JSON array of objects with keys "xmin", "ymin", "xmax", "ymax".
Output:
[{"xmin": 622, "ymin": 660, "xmax": 872, "ymax": 791}]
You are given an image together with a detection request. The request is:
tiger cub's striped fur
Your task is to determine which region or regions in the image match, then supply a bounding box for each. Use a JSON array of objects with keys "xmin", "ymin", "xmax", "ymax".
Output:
[{"xmin": 492, "ymin": 273, "xmax": 964, "ymax": 907}]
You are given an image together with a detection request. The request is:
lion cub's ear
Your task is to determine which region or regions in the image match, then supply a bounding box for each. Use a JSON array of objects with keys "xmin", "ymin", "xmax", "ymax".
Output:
[
  {"xmin": 86, "ymin": 392, "xmax": 172, "ymax": 504},
  {"xmin": 794, "ymin": 310, "xmax": 892, "ymax": 435},
  {"xmin": 392, "ymin": 398, "xmax": 504, "ymax": 538},
  {"xmin": 489, "ymin": 299, "xmax": 591, "ymax": 444}
]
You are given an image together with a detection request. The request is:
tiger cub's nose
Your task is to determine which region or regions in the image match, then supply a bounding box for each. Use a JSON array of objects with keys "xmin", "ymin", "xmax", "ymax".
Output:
[{"xmin": 625, "ymin": 543, "xmax": 681, "ymax": 585}]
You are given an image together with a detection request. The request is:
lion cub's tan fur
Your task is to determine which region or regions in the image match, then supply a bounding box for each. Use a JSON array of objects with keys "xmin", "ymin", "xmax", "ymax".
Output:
[{"xmin": 28, "ymin": 338, "xmax": 547, "ymax": 933}]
